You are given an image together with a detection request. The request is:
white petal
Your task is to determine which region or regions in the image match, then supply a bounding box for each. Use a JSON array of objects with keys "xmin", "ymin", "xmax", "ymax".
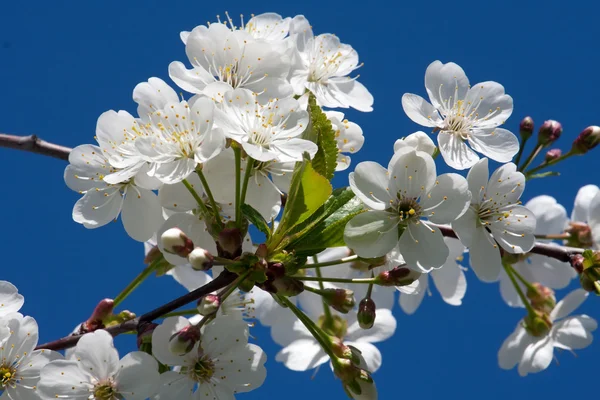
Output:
[
  {"xmin": 398, "ymin": 222, "xmax": 448, "ymax": 272},
  {"xmin": 393, "ymin": 131, "xmax": 437, "ymax": 156},
  {"xmin": 421, "ymin": 173, "xmax": 471, "ymax": 224},
  {"xmin": 431, "ymin": 258, "xmax": 467, "ymax": 306},
  {"xmin": 463, "ymin": 81, "xmax": 513, "ymax": 128},
  {"xmin": 275, "ymin": 339, "xmax": 329, "ymax": 371},
  {"xmin": 202, "ymin": 317, "xmax": 249, "ymax": 357},
  {"xmin": 345, "ymin": 309, "xmax": 396, "ymax": 343},
  {"xmin": 133, "ymin": 77, "xmax": 179, "ymax": 120},
  {"xmin": 344, "ymin": 211, "xmax": 399, "ymax": 258},
  {"xmin": 272, "ymin": 138, "xmax": 319, "ymax": 162},
  {"xmin": 346, "ymin": 341, "xmax": 382, "ymax": 373},
  {"xmin": 328, "ymin": 78, "xmax": 374, "ymax": 112},
  {"xmin": 451, "ymin": 207, "xmax": 478, "ymax": 247},
  {"xmin": 168, "ymin": 61, "xmax": 210, "ymax": 94},
  {"xmin": 588, "ymin": 190, "xmax": 600, "ymax": 241},
  {"xmin": 498, "ymin": 324, "xmax": 530, "ymax": 370},
  {"xmin": 499, "ymin": 268, "xmax": 524, "ymax": 307},
  {"xmin": 466, "ymin": 158, "xmax": 489, "ymax": 206},
  {"xmin": 159, "ymin": 173, "xmax": 204, "ymax": 212},
  {"xmin": 37, "ymin": 360, "xmax": 94, "ymax": 399},
  {"xmin": 73, "ymin": 189, "xmax": 123, "ymax": 229},
  {"xmin": 74, "ymin": 330, "xmax": 120, "ymax": 381},
  {"xmin": 468, "ymin": 228, "xmax": 502, "ymax": 282},
  {"xmin": 525, "ymin": 195, "xmax": 568, "ymax": 234},
  {"xmin": 151, "ymin": 316, "xmax": 192, "ymax": 366},
  {"xmin": 2, "ymin": 315, "xmax": 39, "ymax": 363},
  {"xmin": 349, "ymin": 162, "xmax": 393, "ymax": 210},
  {"xmin": 571, "ymin": 184, "xmax": 600, "ymax": 223},
  {"xmin": 401, "ymin": 94, "xmax": 442, "ymax": 128},
  {"xmin": 399, "ymin": 275, "xmax": 427, "ymax": 314},
  {"xmin": 437, "ymin": 131, "xmax": 480, "ymax": 170},
  {"xmin": 116, "ymin": 351, "xmax": 160, "ymax": 399},
  {"xmin": 244, "ymin": 174, "xmax": 281, "ymax": 221},
  {"xmin": 424, "ymin": 61, "xmax": 470, "ymax": 110},
  {"xmin": 468, "ymin": 128, "xmax": 519, "ymax": 163},
  {"xmin": 218, "ymin": 343, "xmax": 267, "ymax": 393},
  {"xmin": 388, "ymin": 149, "xmax": 437, "ymax": 197},
  {"xmin": 526, "ymin": 254, "xmax": 576, "ymax": 289},
  {"xmin": 550, "ymin": 289, "xmax": 588, "ymax": 321},
  {"xmin": 553, "ymin": 315, "xmax": 597, "ymax": 350},
  {"xmin": 0, "ymin": 281, "xmax": 24, "ymax": 317},
  {"xmin": 518, "ymin": 336, "xmax": 554, "ymax": 376},
  {"xmin": 489, "ymin": 206, "xmax": 536, "ymax": 254},
  {"xmin": 121, "ymin": 187, "xmax": 163, "ymax": 242},
  {"xmin": 486, "ymin": 163, "xmax": 525, "ymax": 204},
  {"xmin": 168, "ymin": 265, "xmax": 213, "ymax": 292}
]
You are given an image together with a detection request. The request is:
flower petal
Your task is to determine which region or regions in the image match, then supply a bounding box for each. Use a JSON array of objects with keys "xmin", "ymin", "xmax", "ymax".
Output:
[
  {"xmin": 489, "ymin": 206, "xmax": 536, "ymax": 254},
  {"xmin": 346, "ymin": 309, "xmax": 396, "ymax": 343},
  {"xmin": 553, "ymin": 315, "xmax": 597, "ymax": 350},
  {"xmin": 550, "ymin": 289, "xmax": 588, "ymax": 321},
  {"xmin": 74, "ymin": 330, "xmax": 120, "ymax": 381},
  {"xmin": 571, "ymin": 184, "xmax": 599, "ymax": 223},
  {"xmin": 37, "ymin": 360, "xmax": 94, "ymax": 398},
  {"xmin": 275, "ymin": 339, "xmax": 329, "ymax": 371},
  {"xmin": 486, "ymin": 162, "xmax": 525, "ymax": 205},
  {"xmin": 431, "ymin": 256, "xmax": 467, "ymax": 306},
  {"xmin": 437, "ymin": 131, "xmax": 480, "ymax": 170},
  {"xmin": 116, "ymin": 351, "xmax": 160, "ymax": 399},
  {"xmin": 421, "ymin": 173, "xmax": 471, "ymax": 224},
  {"xmin": 344, "ymin": 211, "xmax": 399, "ymax": 258},
  {"xmin": 401, "ymin": 94, "xmax": 442, "ymax": 128},
  {"xmin": 349, "ymin": 162, "xmax": 393, "ymax": 210},
  {"xmin": 121, "ymin": 188, "xmax": 163, "ymax": 242},
  {"xmin": 517, "ymin": 336, "xmax": 554, "ymax": 377},
  {"xmin": 468, "ymin": 128, "xmax": 519, "ymax": 163},
  {"xmin": 399, "ymin": 275, "xmax": 427, "ymax": 314},
  {"xmin": 424, "ymin": 61, "xmax": 470, "ymax": 111},
  {"xmin": 0, "ymin": 281, "xmax": 24, "ymax": 317},
  {"xmin": 498, "ymin": 323, "xmax": 530, "ymax": 370},
  {"xmin": 398, "ymin": 222, "xmax": 448, "ymax": 272},
  {"xmin": 468, "ymin": 228, "xmax": 502, "ymax": 282},
  {"xmin": 394, "ymin": 131, "xmax": 437, "ymax": 156},
  {"xmin": 525, "ymin": 195, "xmax": 568, "ymax": 235},
  {"xmin": 452, "ymin": 207, "xmax": 478, "ymax": 247},
  {"xmin": 346, "ymin": 341, "xmax": 382, "ymax": 373},
  {"xmin": 464, "ymin": 81, "xmax": 513, "ymax": 128},
  {"xmin": 388, "ymin": 149, "xmax": 437, "ymax": 198}
]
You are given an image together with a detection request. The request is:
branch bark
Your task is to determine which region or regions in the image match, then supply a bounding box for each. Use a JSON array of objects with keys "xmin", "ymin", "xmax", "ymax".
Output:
[
  {"xmin": 0, "ymin": 133, "xmax": 72, "ymax": 161},
  {"xmin": 35, "ymin": 270, "xmax": 237, "ymax": 351}
]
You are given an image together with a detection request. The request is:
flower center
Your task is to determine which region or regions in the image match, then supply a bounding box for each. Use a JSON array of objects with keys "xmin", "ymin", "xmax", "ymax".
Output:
[
  {"xmin": 190, "ymin": 356, "xmax": 215, "ymax": 383},
  {"xmin": 93, "ymin": 380, "xmax": 119, "ymax": 400},
  {"xmin": 395, "ymin": 196, "xmax": 422, "ymax": 224},
  {"xmin": 318, "ymin": 315, "xmax": 348, "ymax": 339},
  {"xmin": 0, "ymin": 365, "xmax": 16, "ymax": 388}
]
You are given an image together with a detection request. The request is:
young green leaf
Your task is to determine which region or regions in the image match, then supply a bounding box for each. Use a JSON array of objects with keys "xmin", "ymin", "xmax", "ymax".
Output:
[
  {"xmin": 307, "ymin": 94, "xmax": 338, "ymax": 180},
  {"xmin": 241, "ymin": 203, "xmax": 272, "ymax": 240}
]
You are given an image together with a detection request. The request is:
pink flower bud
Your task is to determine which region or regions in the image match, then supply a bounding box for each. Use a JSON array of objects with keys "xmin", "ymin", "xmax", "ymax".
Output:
[
  {"xmin": 169, "ymin": 325, "xmax": 201, "ymax": 356},
  {"xmin": 188, "ymin": 247, "xmax": 214, "ymax": 271},
  {"xmin": 519, "ymin": 116, "xmax": 534, "ymax": 140},
  {"xmin": 197, "ymin": 294, "xmax": 220, "ymax": 316},
  {"xmin": 572, "ymin": 125, "xmax": 600, "ymax": 154},
  {"xmin": 357, "ymin": 298, "xmax": 376, "ymax": 329},
  {"xmin": 526, "ymin": 283, "xmax": 556, "ymax": 314},
  {"xmin": 161, "ymin": 228, "xmax": 194, "ymax": 257},
  {"xmin": 82, "ymin": 298, "xmax": 114, "ymax": 332},
  {"xmin": 544, "ymin": 148, "xmax": 562, "ymax": 163},
  {"xmin": 537, "ymin": 120, "xmax": 562, "ymax": 146},
  {"xmin": 321, "ymin": 288, "xmax": 356, "ymax": 314}
]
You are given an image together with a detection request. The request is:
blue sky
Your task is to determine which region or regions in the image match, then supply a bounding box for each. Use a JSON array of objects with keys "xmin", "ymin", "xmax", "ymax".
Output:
[{"xmin": 1, "ymin": 0, "xmax": 598, "ymax": 399}]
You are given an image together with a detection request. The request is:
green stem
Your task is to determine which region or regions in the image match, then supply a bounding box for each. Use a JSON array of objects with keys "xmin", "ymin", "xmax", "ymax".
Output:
[
  {"xmin": 534, "ymin": 233, "xmax": 570, "ymax": 240},
  {"xmin": 314, "ymin": 256, "xmax": 333, "ymax": 322},
  {"xmin": 233, "ymin": 146, "xmax": 242, "ymax": 225},
  {"xmin": 303, "ymin": 285, "xmax": 323, "ymax": 295},
  {"xmin": 213, "ymin": 256, "xmax": 236, "ymax": 265},
  {"xmin": 300, "ymin": 255, "xmax": 359, "ymax": 269},
  {"xmin": 295, "ymin": 276, "xmax": 376, "ymax": 284},
  {"xmin": 218, "ymin": 270, "xmax": 251, "ymax": 302},
  {"xmin": 182, "ymin": 178, "xmax": 211, "ymax": 217},
  {"xmin": 514, "ymin": 136, "xmax": 529, "ymax": 166},
  {"xmin": 277, "ymin": 295, "xmax": 336, "ymax": 359},
  {"xmin": 114, "ymin": 258, "xmax": 161, "ymax": 307},
  {"xmin": 196, "ymin": 167, "xmax": 223, "ymax": 229},
  {"xmin": 161, "ymin": 308, "xmax": 199, "ymax": 318},
  {"xmin": 525, "ymin": 151, "xmax": 574, "ymax": 176},
  {"xmin": 503, "ymin": 262, "xmax": 536, "ymax": 316},
  {"xmin": 507, "ymin": 264, "xmax": 536, "ymax": 291},
  {"xmin": 238, "ymin": 156, "xmax": 254, "ymax": 228},
  {"xmin": 519, "ymin": 143, "xmax": 543, "ymax": 172},
  {"xmin": 365, "ymin": 271, "xmax": 375, "ymax": 299}
]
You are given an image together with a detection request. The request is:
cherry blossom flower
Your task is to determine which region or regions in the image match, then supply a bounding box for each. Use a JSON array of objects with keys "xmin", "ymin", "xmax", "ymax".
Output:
[
  {"xmin": 38, "ymin": 330, "xmax": 158, "ymax": 400},
  {"xmin": 169, "ymin": 22, "xmax": 293, "ymax": 102},
  {"xmin": 453, "ymin": 158, "xmax": 536, "ymax": 282},
  {"xmin": 498, "ymin": 289, "xmax": 597, "ymax": 376},
  {"xmin": 289, "ymin": 17, "xmax": 373, "ymax": 112},
  {"xmin": 399, "ymin": 237, "xmax": 467, "ymax": 314},
  {"xmin": 499, "ymin": 196, "xmax": 576, "ymax": 307},
  {"xmin": 570, "ymin": 184, "xmax": 600, "ymax": 249},
  {"xmin": 0, "ymin": 314, "xmax": 62, "ymax": 399},
  {"xmin": 214, "ymin": 88, "xmax": 316, "ymax": 162},
  {"xmin": 344, "ymin": 149, "xmax": 471, "ymax": 270},
  {"xmin": 64, "ymin": 144, "xmax": 163, "ymax": 242},
  {"xmin": 402, "ymin": 61, "xmax": 518, "ymax": 170},
  {"xmin": 325, "ymin": 111, "xmax": 365, "ymax": 171},
  {"xmin": 152, "ymin": 316, "xmax": 266, "ymax": 399},
  {"xmin": 0, "ymin": 281, "xmax": 24, "ymax": 318}
]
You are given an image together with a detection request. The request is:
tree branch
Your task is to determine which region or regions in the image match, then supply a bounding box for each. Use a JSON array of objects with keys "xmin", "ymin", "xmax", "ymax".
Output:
[
  {"xmin": 35, "ymin": 270, "xmax": 237, "ymax": 351},
  {"xmin": 0, "ymin": 133, "xmax": 72, "ymax": 161}
]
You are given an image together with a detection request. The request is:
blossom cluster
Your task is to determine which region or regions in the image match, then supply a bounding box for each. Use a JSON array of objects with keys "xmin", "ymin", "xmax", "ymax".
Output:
[{"xmin": 4, "ymin": 9, "xmax": 599, "ymax": 400}]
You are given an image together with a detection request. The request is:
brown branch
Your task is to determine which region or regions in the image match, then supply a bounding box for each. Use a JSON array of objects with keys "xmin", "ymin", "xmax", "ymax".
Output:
[
  {"xmin": 436, "ymin": 225, "xmax": 584, "ymax": 263},
  {"xmin": 35, "ymin": 270, "xmax": 237, "ymax": 351},
  {"xmin": 0, "ymin": 133, "xmax": 72, "ymax": 161}
]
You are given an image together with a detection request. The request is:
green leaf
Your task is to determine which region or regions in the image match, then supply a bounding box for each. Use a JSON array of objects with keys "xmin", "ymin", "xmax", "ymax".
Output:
[
  {"xmin": 241, "ymin": 203, "xmax": 271, "ymax": 240},
  {"xmin": 307, "ymin": 94, "xmax": 338, "ymax": 180},
  {"xmin": 269, "ymin": 155, "xmax": 332, "ymax": 251},
  {"xmin": 289, "ymin": 194, "xmax": 367, "ymax": 256}
]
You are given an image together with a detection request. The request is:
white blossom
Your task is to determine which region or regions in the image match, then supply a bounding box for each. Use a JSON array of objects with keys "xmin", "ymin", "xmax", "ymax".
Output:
[
  {"xmin": 453, "ymin": 158, "xmax": 536, "ymax": 282},
  {"xmin": 498, "ymin": 289, "xmax": 597, "ymax": 376},
  {"xmin": 325, "ymin": 111, "xmax": 365, "ymax": 171},
  {"xmin": 344, "ymin": 149, "xmax": 471, "ymax": 271},
  {"xmin": 402, "ymin": 60, "xmax": 517, "ymax": 170},
  {"xmin": 0, "ymin": 281, "xmax": 24, "ymax": 319},
  {"xmin": 289, "ymin": 16, "xmax": 373, "ymax": 111},
  {"xmin": 570, "ymin": 184, "xmax": 600, "ymax": 248},
  {"xmin": 393, "ymin": 131, "xmax": 436, "ymax": 157},
  {"xmin": 38, "ymin": 330, "xmax": 158, "ymax": 400},
  {"xmin": 152, "ymin": 316, "xmax": 266, "ymax": 399}
]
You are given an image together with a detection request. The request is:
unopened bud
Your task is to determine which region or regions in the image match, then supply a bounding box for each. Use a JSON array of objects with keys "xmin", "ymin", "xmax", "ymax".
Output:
[
  {"xmin": 321, "ymin": 288, "xmax": 355, "ymax": 314},
  {"xmin": 188, "ymin": 247, "xmax": 214, "ymax": 271},
  {"xmin": 161, "ymin": 228, "xmax": 194, "ymax": 257},
  {"xmin": 572, "ymin": 125, "xmax": 600, "ymax": 154},
  {"xmin": 526, "ymin": 283, "xmax": 556, "ymax": 314},
  {"xmin": 357, "ymin": 298, "xmax": 376, "ymax": 329},
  {"xmin": 197, "ymin": 294, "xmax": 220, "ymax": 315},
  {"xmin": 566, "ymin": 222, "xmax": 594, "ymax": 248},
  {"xmin": 524, "ymin": 311, "xmax": 552, "ymax": 337},
  {"xmin": 519, "ymin": 116, "xmax": 534, "ymax": 140},
  {"xmin": 375, "ymin": 267, "xmax": 421, "ymax": 287},
  {"xmin": 537, "ymin": 120, "xmax": 562, "ymax": 146},
  {"xmin": 335, "ymin": 351, "xmax": 378, "ymax": 400},
  {"xmin": 169, "ymin": 325, "xmax": 201, "ymax": 356},
  {"xmin": 570, "ymin": 254, "xmax": 585, "ymax": 274},
  {"xmin": 217, "ymin": 227, "xmax": 243, "ymax": 259},
  {"xmin": 544, "ymin": 148, "xmax": 562, "ymax": 163},
  {"xmin": 83, "ymin": 298, "xmax": 114, "ymax": 332}
]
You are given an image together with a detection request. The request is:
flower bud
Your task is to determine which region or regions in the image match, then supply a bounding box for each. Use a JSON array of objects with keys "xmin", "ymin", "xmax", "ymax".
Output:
[
  {"xmin": 537, "ymin": 120, "xmax": 562, "ymax": 146},
  {"xmin": 572, "ymin": 125, "xmax": 600, "ymax": 154},
  {"xmin": 169, "ymin": 325, "xmax": 201, "ymax": 356},
  {"xmin": 526, "ymin": 283, "xmax": 556, "ymax": 314},
  {"xmin": 357, "ymin": 298, "xmax": 376, "ymax": 329},
  {"xmin": 570, "ymin": 254, "xmax": 585, "ymax": 274},
  {"xmin": 161, "ymin": 228, "xmax": 194, "ymax": 257},
  {"xmin": 82, "ymin": 298, "xmax": 114, "ymax": 332},
  {"xmin": 188, "ymin": 247, "xmax": 214, "ymax": 271},
  {"xmin": 330, "ymin": 337, "xmax": 359, "ymax": 364},
  {"xmin": 335, "ymin": 352, "xmax": 378, "ymax": 400},
  {"xmin": 217, "ymin": 227, "xmax": 244, "ymax": 259},
  {"xmin": 524, "ymin": 311, "xmax": 553, "ymax": 337},
  {"xmin": 375, "ymin": 267, "xmax": 421, "ymax": 287},
  {"xmin": 321, "ymin": 288, "xmax": 355, "ymax": 314},
  {"xmin": 544, "ymin": 148, "xmax": 562, "ymax": 163},
  {"xmin": 197, "ymin": 294, "xmax": 220, "ymax": 316},
  {"xmin": 519, "ymin": 116, "xmax": 534, "ymax": 140},
  {"xmin": 580, "ymin": 250, "xmax": 600, "ymax": 295},
  {"xmin": 566, "ymin": 222, "xmax": 594, "ymax": 248}
]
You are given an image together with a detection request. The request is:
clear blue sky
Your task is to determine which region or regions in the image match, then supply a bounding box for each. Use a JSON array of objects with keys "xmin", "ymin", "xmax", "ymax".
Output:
[{"xmin": 1, "ymin": 0, "xmax": 598, "ymax": 399}]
